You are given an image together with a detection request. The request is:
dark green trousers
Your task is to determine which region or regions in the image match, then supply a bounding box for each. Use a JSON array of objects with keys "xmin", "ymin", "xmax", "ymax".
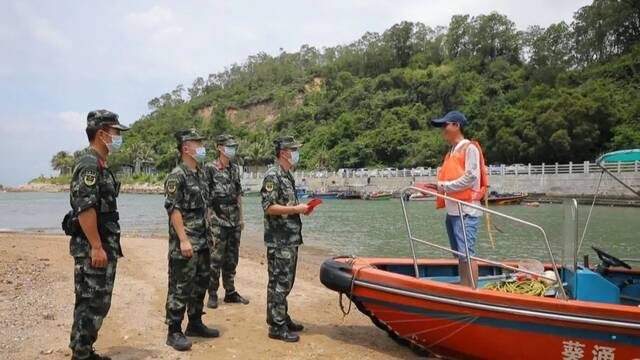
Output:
[
  {"xmin": 266, "ymin": 246, "xmax": 298, "ymax": 327},
  {"xmin": 208, "ymin": 225, "xmax": 241, "ymax": 295},
  {"xmin": 69, "ymin": 257, "xmax": 117, "ymax": 359},
  {"xmin": 165, "ymin": 249, "xmax": 211, "ymax": 327}
]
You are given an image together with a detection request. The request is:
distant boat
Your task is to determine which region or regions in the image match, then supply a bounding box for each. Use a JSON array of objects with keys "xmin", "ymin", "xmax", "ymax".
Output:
[
  {"xmin": 363, "ymin": 192, "xmax": 392, "ymax": 200},
  {"xmin": 297, "ymin": 185, "xmax": 312, "ymax": 199},
  {"xmin": 336, "ymin": 191, "xmax": 362, "ymax": 200},
  {"xmin": 408, "ymin": 193, "xmax": 436, "ymax": 201},
  {"xmin": 488, "ymin": 192, "xmax": 528, "ymax": 205},
  {"xmin": 313, "ymin": 192, "xmax": 341, "ymax": 200}
]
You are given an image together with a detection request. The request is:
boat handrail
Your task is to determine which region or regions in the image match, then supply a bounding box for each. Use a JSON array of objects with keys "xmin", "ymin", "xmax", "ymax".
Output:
[{"xmin": 399, "ymin": 186, "xmax": 568, "ymax": 300}]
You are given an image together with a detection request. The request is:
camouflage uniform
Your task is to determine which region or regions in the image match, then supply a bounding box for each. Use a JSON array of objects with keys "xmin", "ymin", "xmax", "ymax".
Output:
[
  {"xmin": 164, "ymin": 130, "xmax": 212, "ymax": 329},
  {"xmin": 205, "ymin": 135, "xmax": 244, "ymax": 296},
  {"xmin": 261, "ymin": 136, "xmax": 303, "ymax": 329},
  {"xmin": 68, "ymin": 110, "xmax": 128, "ymax": 360}
]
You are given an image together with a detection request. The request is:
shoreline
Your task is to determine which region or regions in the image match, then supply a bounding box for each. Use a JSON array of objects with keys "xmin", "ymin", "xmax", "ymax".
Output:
[
  {"xmin": 5, "ymin": 183, "xmax": 163, "ymax": 194},
  {"xmin": 4, "ymin": 186, "xmax": 640, "ymax": 207},
  {"xmin": 0, "ymin": 231, "xmax": 424, "ymax": 360}
]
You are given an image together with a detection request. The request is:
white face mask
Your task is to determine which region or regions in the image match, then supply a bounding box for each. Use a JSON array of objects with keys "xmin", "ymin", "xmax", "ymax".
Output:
[
  {"xmin": 288, "ymin": 150, "xmax": 300, "ymax": 165},
  {"xmin": 185, "ymin": 143, "xmax": 206, "ymax": 162},
  {"xmin": 193, "ymin": 146, "xmax": 206, "ymax": 161},
  {"xmin": 223, "ymin": 146, "xmax": 237, "ymax": 160},
  {"xmin": 102, "ymin": 132, "xmax": 123, "ymax": 153}
]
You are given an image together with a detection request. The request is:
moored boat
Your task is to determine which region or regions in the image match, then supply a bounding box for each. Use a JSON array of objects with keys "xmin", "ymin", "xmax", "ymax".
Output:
[
  {"xmin": 320, "ymin": 149, "xmax": 640, "ymax": 359},
  {"xmin": 313, "ymin": 192, "xmax": 341, "ymax": 199},
  {"xmin": 487, "ymin": 191, "xmax": 528, "ymax": 205},
  {"xmin": 363, "ymin": 192, "xmax": 392, "ymax": 200},
  {"xmin": 408, "ymin": 193, "xmax": 436, "ymax": 201},
  {"xmin": 320, "ymin": 256, "xmax": 640, "ymax": 359}
]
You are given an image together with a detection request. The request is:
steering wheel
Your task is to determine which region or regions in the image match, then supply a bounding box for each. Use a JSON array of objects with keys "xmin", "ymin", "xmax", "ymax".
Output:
[{"xmin": 592, "ymin": 246, "xmax": 632, "ymax": 270}]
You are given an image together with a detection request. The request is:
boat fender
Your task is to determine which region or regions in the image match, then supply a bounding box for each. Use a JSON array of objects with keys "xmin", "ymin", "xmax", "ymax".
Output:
[{"xmin": 319, "ymin": 258, "xmax": 354, "ymax": 295}]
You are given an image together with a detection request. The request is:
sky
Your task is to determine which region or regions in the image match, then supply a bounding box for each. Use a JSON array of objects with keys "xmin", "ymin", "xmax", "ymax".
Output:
[{"xmin": 0, "ymin": 0, "xmax": 591, "ymax": 186}]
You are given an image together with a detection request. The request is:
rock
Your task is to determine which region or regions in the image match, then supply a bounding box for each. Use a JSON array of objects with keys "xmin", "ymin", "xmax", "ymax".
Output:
[
  {"xmin": 43, "ymin": 313, "xmax": 55, "ymax": 320},
  {"xmin": 40, "ymin": 349, "xmax": 54, "ymax": 355}
]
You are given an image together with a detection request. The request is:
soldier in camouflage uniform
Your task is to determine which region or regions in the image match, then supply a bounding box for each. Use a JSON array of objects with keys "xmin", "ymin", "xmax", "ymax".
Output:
[
  {"xmin": 205, "ymin": 134, "xmax": 249, "ymax": 309},
  {"xmin": 67, "ymin": 110, "xmax": 129, "ymax": 360},
  {"xmin": 261, "ymin": 135, "xmax": 309, "ymax": 342},
  {"xmin": 164, "ymin": 129, "xmax": 220, "ymax": 352}
]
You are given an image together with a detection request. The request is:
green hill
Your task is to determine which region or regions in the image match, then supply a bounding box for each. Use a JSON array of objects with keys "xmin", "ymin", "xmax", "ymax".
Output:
[{"xmin": 54, "ymin": 0, "xmax": 640, "ymax": 176}]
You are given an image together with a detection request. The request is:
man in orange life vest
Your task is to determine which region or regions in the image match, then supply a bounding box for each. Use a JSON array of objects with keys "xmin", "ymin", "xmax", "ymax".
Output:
[{"xmin": 429, "ymin": 111, "xmax": 487, "ymax": 287}]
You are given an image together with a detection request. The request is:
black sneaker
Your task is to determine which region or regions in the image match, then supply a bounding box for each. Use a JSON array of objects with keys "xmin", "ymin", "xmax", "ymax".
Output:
[
  {"xmin": 286, "ymin": 318, "xmax": 304, "ymax": 332},
  {"xmin": 224, "ymin": 291, "xmax": 249, "ymax": 305},
  {"xmin": 268, "ymin": 326, "xmax": 300, "ymax": 342},
  {"xmin": 185, "ymin": 321, "xmax": 220, "ymax": 338},
  {"xmin": 207, "ymin": 294, "xmax": 218, "ymax": 309},
  {"xmin": 166, "ymin": 331, "xmax": 192, "ymax": 351}
]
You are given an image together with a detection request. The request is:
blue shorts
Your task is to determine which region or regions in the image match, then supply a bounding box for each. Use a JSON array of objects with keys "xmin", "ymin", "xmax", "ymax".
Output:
[{"xmin": 445, "ymin": 214, "xmax": 480, "ymax": 262}]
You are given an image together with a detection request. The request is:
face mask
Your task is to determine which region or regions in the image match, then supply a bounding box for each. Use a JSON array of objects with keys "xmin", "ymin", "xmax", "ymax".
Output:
[
  {"xmin": 289, "ymin": 150, "xmax": 300, "ymax": 166},
  {"xmin": 223, "ymin": 146, "xmax": 237, "ymax": 160},
  {"xmin": 193, "ymin": 146, "xmax": 207, "ymax": 162},
  {"xmin": 103, "ymin": 133, "xmax": 123, "ymax": 153}
]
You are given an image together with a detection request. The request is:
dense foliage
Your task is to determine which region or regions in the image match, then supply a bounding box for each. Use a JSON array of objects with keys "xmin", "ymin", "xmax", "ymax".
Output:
[{"xmin": 53, "ymin": 0, "xmax": 640, "ymax": 175}]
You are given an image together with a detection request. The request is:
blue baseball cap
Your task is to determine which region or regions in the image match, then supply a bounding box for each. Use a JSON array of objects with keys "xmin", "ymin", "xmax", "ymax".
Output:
[{"xmin": 431, "ymin": 111, "xmax": 467, "ymax": 127}]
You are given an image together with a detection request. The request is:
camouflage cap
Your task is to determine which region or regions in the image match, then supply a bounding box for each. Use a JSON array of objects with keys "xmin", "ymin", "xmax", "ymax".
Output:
[
  {"xmin": 273, "ymin": 135, "xmax": 302, "ymax": 150},
  {"xmin": 87, "ymin": 109, "xmax": 129, "ymax": 131},
  {"xmin": 175, "ymin": 129, "xmax": 205, "ymax": 145},
  {"xmin": 216, "ymin": 134, "xmax": 238, "ymax": 146}
]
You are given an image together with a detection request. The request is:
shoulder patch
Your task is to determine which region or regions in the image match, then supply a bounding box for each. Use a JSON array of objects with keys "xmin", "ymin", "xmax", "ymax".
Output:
[
  {"xmin": 81, "ymin": 168, "xmax": 98, "ymax": 186},
  {"xmin": 166, "ymin": 178, "xmax": 178, "ymax": 194},
  {"xmin": 265, "ymin": 181, "xmax": 274, "ymax": 192}
]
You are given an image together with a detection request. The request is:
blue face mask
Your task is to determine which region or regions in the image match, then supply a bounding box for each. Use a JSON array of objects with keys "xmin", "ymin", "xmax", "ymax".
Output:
[
  {"xmin": 289, "ymin": 150, "xmax": 300, "ymax": 165},
  {"xmin": 223, "ymin": 146, "xmax": 237, "ymax": 160},
  {"xmin": 105, "ymin": 134, "xmax": 123, "ymax": 153},
  {"xmin": 193, "ymin": 146, "xmax": 206, "ymax": 162}
]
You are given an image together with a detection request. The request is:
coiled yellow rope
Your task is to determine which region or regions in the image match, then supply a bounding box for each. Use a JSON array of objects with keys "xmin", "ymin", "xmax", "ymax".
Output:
[{"xmin": 483, "ymin": 279, "xmax": 548, "ymax": 297}]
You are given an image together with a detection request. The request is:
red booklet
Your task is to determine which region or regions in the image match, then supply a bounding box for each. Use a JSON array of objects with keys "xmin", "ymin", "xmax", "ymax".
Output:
[{"xmin": 304, "ymin": 198, "xmax": 324, "ymax": 216}]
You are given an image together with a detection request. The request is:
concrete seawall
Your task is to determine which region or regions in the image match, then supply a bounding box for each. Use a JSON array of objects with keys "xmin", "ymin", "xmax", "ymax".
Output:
[{"xmin": 243, "ymin": 172, "xmax": 640, "ymax": 198}]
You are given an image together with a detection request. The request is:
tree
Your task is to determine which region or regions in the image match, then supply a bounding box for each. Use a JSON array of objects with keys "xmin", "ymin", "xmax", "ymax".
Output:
[
  {"xmin": 51, "ymin": 151, "xmax": 74, "ymax": 175},
  {"xmin": 125, "ymin": 143, "xmax": 154, "ymax": 174},
  {"xmin": 526, "ymin": 22, "xmax": 574, "ymax": 69}
]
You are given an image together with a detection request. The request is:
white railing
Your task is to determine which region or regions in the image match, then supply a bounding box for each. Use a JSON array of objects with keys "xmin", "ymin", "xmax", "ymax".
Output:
[{"xmin": 241, "ymin": 160, "xmax": 640, "ymax": 180}]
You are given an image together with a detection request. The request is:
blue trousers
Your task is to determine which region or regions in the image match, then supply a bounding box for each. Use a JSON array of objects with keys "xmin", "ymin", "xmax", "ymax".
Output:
[{"xmin": 445, "ymin": 214, "xmax": 480, "ymax": 262}]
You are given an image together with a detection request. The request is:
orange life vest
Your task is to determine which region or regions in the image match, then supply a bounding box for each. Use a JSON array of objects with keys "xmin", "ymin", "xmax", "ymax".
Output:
[{"xmin": 436, "ymin": 140, "xmax": 488, "ymax": 209}]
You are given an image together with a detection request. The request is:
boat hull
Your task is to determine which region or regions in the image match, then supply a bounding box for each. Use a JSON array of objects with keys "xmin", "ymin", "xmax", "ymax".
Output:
[{"xmin": 320, "ymin": 257, "xmax": 640, "ymax": 359}]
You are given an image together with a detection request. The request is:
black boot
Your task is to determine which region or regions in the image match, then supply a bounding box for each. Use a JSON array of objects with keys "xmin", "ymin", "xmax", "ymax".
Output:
[
  {"xmin": 207, "ymin": 294, "xmax": 218, "ymax": 309},
  {"xmin": 224, "ymin": 291, "xmax": 249, "ymax": 304},
  {"xmin": 185, "ymin": 319, "xmax": 220, "ymax": 338},
  {"xmin": 286, "ymin": 318, "xmax": 304, "ymax": 332},
  {"xmin": 71, "ymin": 351, "xmax": 111, "ymax": 360},
  {"xmin": 166, "ymin": 325, "xmax": 192, "ymax": 351},
  {"xmin": 268, "ymin": 325, "xmax": 300, "ymax": 342},
  {"xmin": 88, "ymin": 353, "xmax": 112, "ymax": 360}
]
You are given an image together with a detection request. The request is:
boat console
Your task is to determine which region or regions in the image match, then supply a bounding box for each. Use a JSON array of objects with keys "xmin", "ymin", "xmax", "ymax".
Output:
[{"xmin": 563, "ymin": 267, "xmax": 620, "ymax": 304}]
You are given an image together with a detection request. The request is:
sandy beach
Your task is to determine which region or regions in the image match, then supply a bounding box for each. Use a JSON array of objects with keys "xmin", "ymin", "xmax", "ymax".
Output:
[{"xmin": 0, "ymin": 231, "xmax": 423, "ymax": 360}]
